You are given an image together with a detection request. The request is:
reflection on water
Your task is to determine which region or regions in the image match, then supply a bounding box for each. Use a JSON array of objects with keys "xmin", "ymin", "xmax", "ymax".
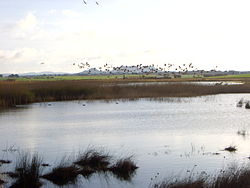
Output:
[
  {"xmin": 1, "ymin": 94, "xmax": 250, "ymax": 187},
  {"xmin": 110, "ymin": 81, "xmax": 244, "ymax": 87}
]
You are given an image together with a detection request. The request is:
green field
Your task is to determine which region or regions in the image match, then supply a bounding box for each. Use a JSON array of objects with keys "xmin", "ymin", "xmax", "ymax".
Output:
[
  {"xmin": 0, "ymin": 74, "xmax": 152, "ymax": 81},
  {"xmin": 0, "ymin": 74, "xmax": 204, "ymax": 82},
  {"xmin": 208, "ymin": 74, "xmax": 250, "ymax": 78}
]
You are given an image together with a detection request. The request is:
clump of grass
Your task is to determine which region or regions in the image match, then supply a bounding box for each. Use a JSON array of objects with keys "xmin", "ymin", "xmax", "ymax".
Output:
[
  {"xmin": 211, "ymin": 165, "xmax": 250, "ymax": 188},
  {"xmin": 0, "ymin": 159, "xmax": 11, "ymax": 164},
  {"xmin": 42, "ymin": 164, "xmax": 79, "ymax": 186},
  {"xmin": 10, "ymin": 153, "xmax": 43, "ymax": 188},
  {"xmin": 109, "ymin": 157, "xmax": 138, "ymax": 181},
  {"xmin": 154, "ymin": 175, "xmax": 206, "ymax": 188},
  {"xmin": 245, "ymin": 102, "xmax": 250, "ymax": 109},
  {"xmin": 74, "ymin": 149, "xmax": 111, "ymax": 171},
  {"xmin": 78, "ymin": 167, "xmax": 95, "ymax": 178},
  {"xmin": 224, "ymin": 145, "xmax": 237, "ymax": 152},
  {"xmin": 237, "ymin": 98, "xmax": 244, "ymax": 107},
  {"xmin": 154, "ymin": 164, "xmax": 250, "ymax": 188}
]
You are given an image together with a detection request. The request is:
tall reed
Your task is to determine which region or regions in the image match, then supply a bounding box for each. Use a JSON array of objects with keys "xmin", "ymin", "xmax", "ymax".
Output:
[{"xmin": 1, "ymin": 80, "xmax": 250, "ymax": 107}]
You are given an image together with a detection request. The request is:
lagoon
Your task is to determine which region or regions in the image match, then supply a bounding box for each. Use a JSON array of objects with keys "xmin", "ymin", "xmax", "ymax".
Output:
[{"xmin": 1, "ymin": 94, "xmax": 250, "ymax": 187}]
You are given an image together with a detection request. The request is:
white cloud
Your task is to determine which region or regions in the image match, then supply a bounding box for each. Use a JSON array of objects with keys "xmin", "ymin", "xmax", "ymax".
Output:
[
  {"xmin": 62, "ymin": 10, "xmax": 81, "ymax": 18},
  {"xmin": 0, "ymin": 48, "xmax": 43, "ymax": 63},
  {"xmin": 49, "ymin": 9, "xmax": 57, "ymax": 14},
  {"xmin": 2, "ymin": 0, "xmax": 250, "ymax": 73},
  {"xmin": 17, "ymin": 12, "xmax": 38, "ymax": 31}
]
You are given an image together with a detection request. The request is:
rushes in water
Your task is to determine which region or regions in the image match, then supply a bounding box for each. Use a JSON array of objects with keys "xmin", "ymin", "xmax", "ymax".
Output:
[
  {"xmin": 74, "ymin": 149, "xmax": 111, "ymax": 171},
  {"xmin": 42, "ymin": 164, "xmax": 79, "ymax": 186},
  {"xmin": 153, "ymin": 164, "xmax": 250, "ymax": 188},
  {"xmin": 237, "ymin": 98, "xmax": 244, "ymax": 107},
  {"xmin": 245, "ymin": 102, "xmax": 250, "ymax": 109},
  {"xmin": 10, "ymin": 153, "xmax": 43, "ymax": 188},
  {"xmin": 109, "ymin": 156, "xmax": 138, "ymax": 181},
  {"xmin": 224, "ymin": 146, "xmax": 237, "ymax": 152},
  {"xmin": 0, "ymin": 160, "xmax": 11, "ymax": 164},
  {"xmin": 2, "ymin": 148, "xmax": 139, "ymax": 186}
]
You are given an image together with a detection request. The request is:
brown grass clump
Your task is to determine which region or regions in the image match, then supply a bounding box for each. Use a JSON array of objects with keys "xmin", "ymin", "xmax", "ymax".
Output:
[
  {"xmin": 224, "ymin": 146, "xmax": 237, "ymax": 152},
  {"xmin": 245, "ymin": 102, "xmax": 250, "ymax": 109},
  {"xmin": 74, "ymin": 149, "xmax": 111, "ymax": 171},
  {"xmin": 10, "ymin": 153, "xmax": 43, "ymax": 188},
  {"xmin": 0, "ymin": 160, "xmax": 11, "ymax": 164},
  {"xmin": 109, "ymin": 157, "xmax": 138, "ymax": 181},
  {"xmin": 210, "ymin": 166, "xmax": 250, "ymax": 188},
  {"xmin": 42, "ymin": 165, "xmax": 79, "ymax": 186}
]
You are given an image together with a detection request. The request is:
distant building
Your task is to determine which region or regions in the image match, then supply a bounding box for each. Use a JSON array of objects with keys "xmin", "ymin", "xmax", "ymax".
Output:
[{"xmin": 0, "ymin": 74, "xmax": 2, "ymax": 78}]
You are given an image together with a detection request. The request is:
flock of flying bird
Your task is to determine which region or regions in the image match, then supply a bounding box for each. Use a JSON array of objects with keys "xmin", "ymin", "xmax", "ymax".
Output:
[
  {"xmin": 41, "ymin": 59, "xmax": 218, "ymax": 76},
  {"xmin": 71, "ymin": 61, "xmax": 218, "ymax": 76},
  {"xmin": 40, "ymin": 0, "xmax": 219, "ymax": 77}
]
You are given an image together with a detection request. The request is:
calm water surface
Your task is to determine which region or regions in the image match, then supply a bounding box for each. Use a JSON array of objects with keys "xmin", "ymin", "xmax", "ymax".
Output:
[{"xmin": 1, "ymin": 94, "xmax": 250, "ymax": 187}]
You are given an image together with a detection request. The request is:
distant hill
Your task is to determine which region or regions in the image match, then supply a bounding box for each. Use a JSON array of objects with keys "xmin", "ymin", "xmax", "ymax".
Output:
[{"xmin": 2, "ymin": 72, "xmax": 69, "ymax": 77}]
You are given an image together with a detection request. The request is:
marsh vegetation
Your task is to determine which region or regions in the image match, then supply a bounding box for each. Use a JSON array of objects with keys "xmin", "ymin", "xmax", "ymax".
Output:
[
  {"xmin": 153, "ymin": 164, "xmax": 250, "ymax": 188},
  {"xmin": 1, "ymin": 80, "xmax": 250, "ymax": 107},
  {"xmin": 0, "ymin": 149, "xmax": 138, "ymax": 187}
]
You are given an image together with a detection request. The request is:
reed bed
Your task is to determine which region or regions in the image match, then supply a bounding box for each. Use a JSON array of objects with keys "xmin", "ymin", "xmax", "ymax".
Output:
[
  {"xmin": 153, "ymin": 165, "xmax": 250, "ymax": 188},
  {"xmin": 1, "ymin": 80, "xmax": 250, "ymax": 107}
]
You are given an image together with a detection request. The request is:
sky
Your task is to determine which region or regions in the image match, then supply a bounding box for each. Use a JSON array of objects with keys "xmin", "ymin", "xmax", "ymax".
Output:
[{"xmin": 1, "ymin": 0, "xmax": 250, "ymax": 73}]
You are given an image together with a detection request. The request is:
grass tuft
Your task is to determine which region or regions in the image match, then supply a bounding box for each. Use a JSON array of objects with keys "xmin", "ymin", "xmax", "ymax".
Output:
[
  {"xmin": 154, "ymin": 164, "xmax": 250, "ymax": 188},
  {"xmin": 42, "ymin": 165, "xmax": 79, "ymax": 186},
  {"xmin": 154, "ymin": 175, "xmax": 206, "ymax": 188},
  {"xmin": 78, "ymin": 167, "xmax": 95, "ymax": 178},
  {"xmin": 109, "ymin": 157, "xmax": 138, "ymax": 181},
  {"xmin": 245, "ymin": 102, "xmax": 250, "ymax": 109},
  {"xmin": 74, "ymin": 149, "xmax": 111, "ymax": 171},
  {"xmin": 0, "ymin": 160, "xmax": 11, "ymax": 164},
  {"xmin": 10, "ymin": 153, "xmax": 43, "ymax": 188},
  {"xmin": 224, "ymin": 146, "xmax": 237, "ymax": 152}
]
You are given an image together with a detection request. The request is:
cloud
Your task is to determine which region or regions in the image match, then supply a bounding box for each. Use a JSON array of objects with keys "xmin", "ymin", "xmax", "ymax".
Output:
[
  {"xmin": 17, "ymin": 12, "xmax": 38, "ymax": 31},
  {"xmin": 62, "ymin": 10, "xmax": 81, "ymax": 18},
  {"xmin": 0, "ymin": 48, "xmax": 43, "ymax": 63},
  {"xmin": 49, "ymin": 9, "xmax": 57, "ymax": 14}
]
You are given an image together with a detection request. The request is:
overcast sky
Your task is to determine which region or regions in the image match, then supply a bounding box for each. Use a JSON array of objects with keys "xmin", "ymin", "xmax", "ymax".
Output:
[{"xmin": 1, "ymin": 0, "xmax": 250, "ymax": 73}]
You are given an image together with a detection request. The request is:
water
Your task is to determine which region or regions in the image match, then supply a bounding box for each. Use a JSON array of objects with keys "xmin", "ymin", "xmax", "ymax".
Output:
[
  {"xmin": 1, "ymin": 94, "xmax": 250, "ymax": 187},
  {"xmin": 113, "ymin": 81, "xmax": 244, "ymax": 86}
]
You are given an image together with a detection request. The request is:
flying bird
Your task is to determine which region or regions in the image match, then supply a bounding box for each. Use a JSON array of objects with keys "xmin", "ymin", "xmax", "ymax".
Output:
[
  {"xmin": 96, "ymin": 1, "xmax": 99, "ymax": 5},
  {"xmin": 83, "ymin": 0, "xmax": 87, "ymax": 4}
]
